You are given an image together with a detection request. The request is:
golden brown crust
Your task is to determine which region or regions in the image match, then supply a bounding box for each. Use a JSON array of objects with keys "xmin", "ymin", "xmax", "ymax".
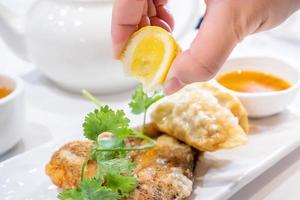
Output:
[
  {"xmin": 46, "ymin": 136, "xmax": 195, "ymax": 200},
  {"xmin": 134, "ymin": 122, "xmax": 162, "ymax": 138},
  {"xmin": 199, "ymin": 83, "xmax": 249, "ymax": 133},
  {"xmin": 45, "ymin": 140, "xmax": 96, "ymax": 189},
  {"xmin": 150, "ymin": 82, "xmax": 248, "ymax": 152},
  {"xmin": 129, "ymin": 135, "xmax": 195, "ymax": 200}
]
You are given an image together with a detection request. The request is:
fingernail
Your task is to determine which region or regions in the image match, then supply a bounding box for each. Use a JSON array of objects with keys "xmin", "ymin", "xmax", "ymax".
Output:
[{"xmin": 165, "ymin": 65, "xmax": 175, "ymax": 81}]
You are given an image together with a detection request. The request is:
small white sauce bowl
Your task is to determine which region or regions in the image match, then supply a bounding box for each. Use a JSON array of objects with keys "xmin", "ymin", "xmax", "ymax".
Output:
[
  {"xmin": 215, "ymin": 57, "xmax": 300, "ymax": 118},
  {"xmin": 0, "ymin": 73, "xmax": 25, "ymax": 155}
]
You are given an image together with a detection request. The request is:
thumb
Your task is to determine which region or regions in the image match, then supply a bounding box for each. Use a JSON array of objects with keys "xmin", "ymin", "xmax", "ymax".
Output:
[
  {"xmin": 112, "ymin": 0, "xmax": 146, "ymax": 58},
  {"xmin": 165, "ymin": 2, "xmax": 243, "ymax": 94}
]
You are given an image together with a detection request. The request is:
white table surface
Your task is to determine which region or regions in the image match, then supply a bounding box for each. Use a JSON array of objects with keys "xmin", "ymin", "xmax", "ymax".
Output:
[{"xmin": 1, "ymin": 0, "xmax": 300, "ymax": 199}]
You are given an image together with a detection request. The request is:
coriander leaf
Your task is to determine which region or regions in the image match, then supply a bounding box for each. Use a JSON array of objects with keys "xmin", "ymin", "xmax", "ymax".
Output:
[
  {"xmin": 129, "ymin": 85, "xmax": 164, "ymax": 115},
  {"xmin": 129, "ymin": 85, "xmax": 147, "ymax": 114},
  {"xmin": 98, "ymin": 137, "xmax": 125, "ymax": 150},
  {"xmin": 58, "ymin": 189, "xmax": 83, "ymax": 200},
  {"xmin": 83, "ymin": 106, "xmax": 131, "ymax": 141},
  {"xmin": 99, "ymin": 158, "xmax": 137, "ymax": 177},
  {"xmin": 93, "ymin": 130, "xmax": 156, "ymax": 154},
  {"xmin": 93, "ymin": 138, "xmax": 127, "ymax": 162},
  {"xmin": 80, "ymin": 178, "xmax": 119, "ymax": 200},
  {"xmin": 94, "ymin": 141, "xmax": 128, "ymax": 179},
  {"xmin": 106, "ymin": 173, "xmax": 138, "ymax": 198},
  {"xmin": 83, "ymin": 110, "xmax": 104, "ymax": 141},
  {"xmin": 147, "ymin": 92, "xmax": 165, "ymax": 107}
]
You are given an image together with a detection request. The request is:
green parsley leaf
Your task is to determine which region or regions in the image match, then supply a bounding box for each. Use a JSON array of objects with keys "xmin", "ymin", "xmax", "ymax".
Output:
[
  {"xmin": 92, "ymin": 130, "xmax": 156, "ymax": 154},
  {"xmin": 58, "ymin": 179, "xmax": 120, "ymax": 200},
  {"xmin": 98, "ymin": 138, "xmax": 126, "ymax": 151},
  {"xmin": 83, "ymin": 106, "xmax": 131, "ymax": 141},
  {"xmin": 79, "ymin": 89, "xmax": 157, "ymax": 200},
  {"xmin": 106, "ymin": 173, "xmax": 138, "ymax": 198},
  {"xmin": 129, "ymin": 85, "xmax": 164, "ymax": 115},
  {"xmin": 58, "ymin": 189, "xmax": 83, "ymax": 200},
  {"xmin": 80, "ymin": 178, "xmax": 119, "ymax": 200},
  {"xmin": 99, "ymin": 158, "xmax": 137, "ymax": 177},
  {"xmin": 92, "ymin": 138, "xmax": 126, "ymax": 162}
]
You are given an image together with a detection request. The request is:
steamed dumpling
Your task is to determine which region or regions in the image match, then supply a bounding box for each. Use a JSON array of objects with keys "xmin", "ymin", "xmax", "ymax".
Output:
[{"xmin": 150, "ymin": 82, "xmax": 248, "ymax": 151}]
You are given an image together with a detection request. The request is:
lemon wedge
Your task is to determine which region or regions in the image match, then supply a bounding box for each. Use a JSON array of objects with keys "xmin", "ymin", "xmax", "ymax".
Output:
[{"xmin": 121, "ymin": 26, "xmax": 180, "ymax": 90}]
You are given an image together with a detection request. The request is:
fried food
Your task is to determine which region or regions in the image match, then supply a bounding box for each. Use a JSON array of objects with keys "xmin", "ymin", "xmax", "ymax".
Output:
[
  {"xmin": 130, "ymin": 135, "xmax": 196, "ymax": 199},
  {"xmin": 45, "ymin": 135, "xmax": 196, "ymax": 200},
  {"xmin": 45, "ymin": 140, "xmax": 96, "ymax": 189},
  {"xmin": 150, "ymin": 82, "xmax": 248, "ymax": 152},
  {"xmin": 200, "ymin": 83, "xmax": 248, "ymax": 133}
]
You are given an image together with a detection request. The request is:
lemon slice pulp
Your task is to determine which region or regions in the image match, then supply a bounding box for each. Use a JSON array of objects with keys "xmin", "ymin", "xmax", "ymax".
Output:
[{"xmin": 121, "ymin": 26, "xmax": 180, "ymax": 90}]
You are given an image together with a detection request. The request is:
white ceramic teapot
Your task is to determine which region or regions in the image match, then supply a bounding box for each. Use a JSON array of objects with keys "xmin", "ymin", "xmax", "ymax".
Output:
[{"xmin": 0, "ymin": 0, "xmax": 201, "ymax": 93}]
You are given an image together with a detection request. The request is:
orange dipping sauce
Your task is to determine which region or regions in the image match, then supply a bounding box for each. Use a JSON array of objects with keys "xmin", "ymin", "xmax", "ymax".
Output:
[
  {"xmin": 217, "ymin": 70, "xmax": 291, "ymax": 93},
  {"xmin": 0, "ymin": 87, "xmax": 11, "ymax": 99}
]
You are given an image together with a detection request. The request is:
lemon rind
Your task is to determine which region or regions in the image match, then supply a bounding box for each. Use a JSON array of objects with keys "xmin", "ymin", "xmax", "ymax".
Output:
[{"xmin": 121, "ymin": 26, "xmax": 180, "ymax": 91}]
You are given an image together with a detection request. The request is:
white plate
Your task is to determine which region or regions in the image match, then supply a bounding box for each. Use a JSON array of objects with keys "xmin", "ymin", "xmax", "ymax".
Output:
[
  {"xmin": 0, "ymin": 121, "xmax": 52, "ymax": 162},
  {"xmin": 1, "ymin": 102, "xmax": 300, "ymax": 200}
]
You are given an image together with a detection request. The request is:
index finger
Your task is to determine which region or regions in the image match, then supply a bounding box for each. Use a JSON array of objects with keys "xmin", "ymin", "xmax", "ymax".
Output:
[
  {"xmin": 111, "ymin": 0, "xmax": 146, "ymax": 58},
  {"xmin": 164, "ymin": 2, "xmax": 241, "ymax": 94}
]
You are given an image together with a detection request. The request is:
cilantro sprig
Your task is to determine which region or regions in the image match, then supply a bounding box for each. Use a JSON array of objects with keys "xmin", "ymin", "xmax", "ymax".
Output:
[
  {"xmin": 83, "ymin": 106, "xmax": 132, "ymax": 141},
  {"xmin": 59, "ymin": 179, "xmax": 119, "ymax": 200},
  {"xmin": 59, "ymin": 87, "xmax": 162, "ymax": 200},
  {"xmin": 129, "ymin": 85, "xmax": 164, "ymax": 125}
]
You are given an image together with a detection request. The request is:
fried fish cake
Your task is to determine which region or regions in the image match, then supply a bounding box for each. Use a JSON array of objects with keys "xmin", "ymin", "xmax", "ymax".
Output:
[
  {"xmin": 45, "ymin": 140, "xmax": 96, "ymax": 189},
  {"xmin": 129, "ymin": 135, "xmax": 196, "ymax": 200},
  {"xmin": 46, "ymin": 135, "xmax": 196, "ymax": 200}
]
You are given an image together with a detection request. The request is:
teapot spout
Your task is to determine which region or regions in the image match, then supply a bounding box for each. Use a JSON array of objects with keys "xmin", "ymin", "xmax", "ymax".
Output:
[{"xmin": 0, "ymin": 5, "xmax": 30, "ymax": 62}]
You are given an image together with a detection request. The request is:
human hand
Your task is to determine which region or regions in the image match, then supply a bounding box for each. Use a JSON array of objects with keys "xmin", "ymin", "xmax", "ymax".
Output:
[
  {"xmin": 111, "ymin": 0, "xmax": 174, "ymax": 58},
  {"xmin": 164, "ymin": 0, "xmax": 300, "ymax": 94},
  {"xmin": 111, "ymin": 0, "xmax": 300, "ymax": 94}
]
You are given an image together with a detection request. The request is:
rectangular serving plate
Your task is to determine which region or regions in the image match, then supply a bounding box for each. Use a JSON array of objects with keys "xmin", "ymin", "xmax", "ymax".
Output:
[{"xmin": 0, "ymin": 103, "xmax": 300, "ymax": 200}]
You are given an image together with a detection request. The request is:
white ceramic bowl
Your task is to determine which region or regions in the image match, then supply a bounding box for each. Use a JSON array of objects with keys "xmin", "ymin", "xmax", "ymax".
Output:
[
  {"xmin": 0, "ymin": 73, "xmax": 25, "ymax": 155},
  {"xmin": 215, "ymin": 57, "xmax": 300, "ymax": 118}
]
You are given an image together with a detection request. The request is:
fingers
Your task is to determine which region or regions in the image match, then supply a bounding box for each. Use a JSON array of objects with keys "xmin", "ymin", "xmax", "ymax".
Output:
[
  {"xmin": 147, "ymin": 0, "xmax": 157, "ymax": 17},
  {"xmin": 153, "ymin": 0, "xmax": 168, "ymax": 6},
  {"xmin": 150, "ymin": 17, "xmax": 172, "ymax": 32},
  {"xmin": 165, "ymin": 2, "xmax": 241, "ymax": 93},
  {"xmin": 148, "ymin": 0, "xmax": 172, "ymax": 31},
  {"xmin": 112, "ymin": 0, "xmax": 146, "ymax": 58},
  {"xmin": 156, "ymin": 6, "xmax": 174, "ymax": 30},
  {"xmin": 112, "ymin": 0, "xmax": 173, "ymax": 58},
  {"xmin": 138, "ymin": 15, "xmax": 151, "ymax": 29},
  {"xmin": 153, "ymin": 0, "xmax": 174, "ymax": 30}
]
